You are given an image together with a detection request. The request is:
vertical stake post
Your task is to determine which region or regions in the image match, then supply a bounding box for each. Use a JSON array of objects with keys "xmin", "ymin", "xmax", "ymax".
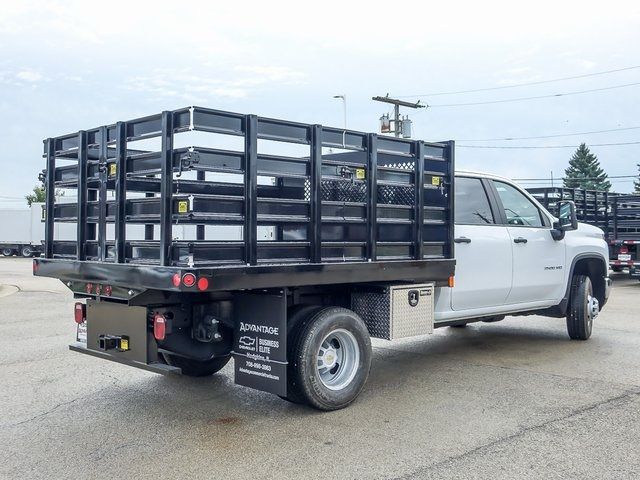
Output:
[
  {"xmin": 310, "ymin": 125, "xmax": 322, "ymax": 263},
  {"xmin": 244, "ymin": 115, "xmax": 258, "ymax": 265},
  {"xmin": 76, "ymin": 131, "xmax": 88, "ymax": 260},
  {"xmin": 114, "ymin": 122, "xmax": 127, "ymax": 263},
  {"xmin": 44, "ymin": 139, "xmax": 56, "ymax": 258},
  {"xmin": 160, "ymin": 112, "xmax": 174, "ymax": 266}
]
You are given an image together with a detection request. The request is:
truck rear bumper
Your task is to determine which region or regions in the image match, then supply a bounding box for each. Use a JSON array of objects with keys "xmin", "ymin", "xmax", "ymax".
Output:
[{"xmin": 69, "ymin": 342, "xmax": 181, "ymax": 375}]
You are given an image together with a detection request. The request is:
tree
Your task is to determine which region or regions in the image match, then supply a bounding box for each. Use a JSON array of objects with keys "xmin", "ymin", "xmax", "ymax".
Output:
[
  {"xmin": 25, "ymin": 185, "xmax": 46, "ymax": 206},
  {"xmin": 563, "ymin": 143, "xmax": 611, "ymax": 191},
  {"xmin": 635, "ymin": 163, "xmax": 640, "ymax": 193}
]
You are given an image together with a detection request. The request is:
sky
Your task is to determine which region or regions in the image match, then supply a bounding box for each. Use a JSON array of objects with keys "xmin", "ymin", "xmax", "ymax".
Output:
[{"xmin": 1, "ymin": 0, "xmax": 639, "ymax": 206}]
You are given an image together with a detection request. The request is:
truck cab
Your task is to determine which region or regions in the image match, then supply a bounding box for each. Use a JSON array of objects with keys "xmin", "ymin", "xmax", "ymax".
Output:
[{"xmin": 436, "ymin": 171, "xmax": 611, "ymax": 329}]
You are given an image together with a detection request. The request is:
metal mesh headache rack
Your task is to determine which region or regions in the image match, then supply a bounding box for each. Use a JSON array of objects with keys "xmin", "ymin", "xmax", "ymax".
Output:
[{"xmin": 38, "ymin": 106, "xmax": 454, "ymax": 289}]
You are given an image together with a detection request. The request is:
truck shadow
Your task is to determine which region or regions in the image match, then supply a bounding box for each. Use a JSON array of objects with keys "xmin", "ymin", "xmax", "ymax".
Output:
[{"xmin": 145, "ymin": 319, "xmax": 573, "ymax": 418}]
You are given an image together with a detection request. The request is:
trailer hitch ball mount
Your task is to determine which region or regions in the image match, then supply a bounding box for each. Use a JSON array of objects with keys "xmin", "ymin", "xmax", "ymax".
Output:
[{"xmin": 194, "ymin": 315, "xmax": 222, "ymax": 343}]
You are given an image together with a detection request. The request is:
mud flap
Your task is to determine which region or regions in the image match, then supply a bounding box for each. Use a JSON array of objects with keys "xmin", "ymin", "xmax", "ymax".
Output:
[{"xmin": 233, "ymin": 291, "xmax": 287, "ymax": 396}]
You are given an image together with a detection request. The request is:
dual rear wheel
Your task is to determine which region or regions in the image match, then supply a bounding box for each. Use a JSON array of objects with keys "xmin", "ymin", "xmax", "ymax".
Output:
[{"xmin": 282, "ymin": 306, "xmax": 372, "ymax": 410}]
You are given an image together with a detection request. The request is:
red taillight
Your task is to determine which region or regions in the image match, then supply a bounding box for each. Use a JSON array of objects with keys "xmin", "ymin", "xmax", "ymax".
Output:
[
  {"xmin": 32, "ymin": 260, "xmax": 38, "ymax": 274},
  {"xmin": 85, "ymin": 283, "xmax": 94, "ymax": 294},
  {"xmin": 104, "ymin": 285, "xmax": 112, "ymax": 296},
  {"xmin": 620, "ymin": 246, "xmax": 629, "ymax": 254},
  {"xmin": 172, "ymin": 273, "xmax": 181, "ymax": 287},
  {"xmin": 182, "ymin": 273, "xmax": 196, "ymax": 287},
  {"xmin": 74, "ymin": 302, "xmax": 86, "ymax": 324},
  {"xmin": 197, "ymin": 277, "xmax": 209, "ymax": 291},
  {"xmin": 153, "ymin": 314, "xmax": 166, "ymax": 341}
]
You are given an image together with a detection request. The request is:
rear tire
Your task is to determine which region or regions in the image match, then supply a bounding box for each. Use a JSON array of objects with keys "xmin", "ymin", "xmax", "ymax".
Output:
[
  {"xmin": 288, "ymin": 307, "xmax": 372, "ymax": 411},
  {"xmin": 280, "ymin": 304, "xmax": 323, "ymax": 404},
  {"xmin": 21, "ymin": 246, "xmax": 33, "ymax": 258},
  {"xmin": 163, "ymin": 354, "xmax": 230, "ymax": 377},
  {"xmin": 2, "ymin": 248, "xmax": 14, "ymax": 257},
  {"xmin": 566, "ymin": 275, "xmax": 597, "ymax": 341}
]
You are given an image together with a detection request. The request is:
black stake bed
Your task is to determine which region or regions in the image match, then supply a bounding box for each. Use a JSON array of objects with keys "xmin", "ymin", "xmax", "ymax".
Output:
[
  {"xmin": 527, "ymin": 187, "xmax": 640, "ymax": 242},
  {"xmin": 35, "ymin": 106, "xmax": 455, "ymax": 293}
]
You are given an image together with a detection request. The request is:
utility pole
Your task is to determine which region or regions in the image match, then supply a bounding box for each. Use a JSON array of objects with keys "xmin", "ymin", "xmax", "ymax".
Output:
[{"xmin": 372, "ymin": 94, "xmax": 425, "ymax": 138}]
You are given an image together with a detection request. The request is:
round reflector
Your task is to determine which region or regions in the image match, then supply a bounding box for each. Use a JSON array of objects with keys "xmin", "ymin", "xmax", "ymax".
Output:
[
  {"xmin": 171, "ymin": 273, "xmax": 181, "ymax": 287},
  {"xmin": 182, "ymin": 273, "xmax": 196, "ymax": 287},
  {"xmin": 197, "ymin": 277, "xmax": 209, "ymax": 291}
]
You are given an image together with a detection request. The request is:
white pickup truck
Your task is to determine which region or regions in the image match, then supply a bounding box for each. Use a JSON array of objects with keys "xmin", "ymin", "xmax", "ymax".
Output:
[{"xmin": 438, "ymin": 171, "xmax": 611, "ymax": 340}]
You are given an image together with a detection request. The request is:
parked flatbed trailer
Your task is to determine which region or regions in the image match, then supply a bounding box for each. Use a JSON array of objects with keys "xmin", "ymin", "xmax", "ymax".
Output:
[
  {"xmin": 527, "ymin": 187, "xmax": 640, "ymax": 278},
  {"xmin": 610, "ymin": 195, "xmax": 640, "ymax": 279},
  {"xmin": 34, "ymin": 106, "xmax": 455, "ymax": 409}
]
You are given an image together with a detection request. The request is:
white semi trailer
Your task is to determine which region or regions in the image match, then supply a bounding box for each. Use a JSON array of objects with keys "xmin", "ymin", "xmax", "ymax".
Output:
[{"xmin": 0, "ymin": 203, "xmax": 45, "ymax": 257}]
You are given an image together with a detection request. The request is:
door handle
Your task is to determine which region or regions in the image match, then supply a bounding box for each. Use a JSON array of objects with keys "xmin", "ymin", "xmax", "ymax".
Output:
[
  {"xmin": 513, "ymin": 237, "xmax": 528, "ymax": 244},
  {"xmin": 454, "ymin": 237, "xmax": 471, "ymax": 244}
]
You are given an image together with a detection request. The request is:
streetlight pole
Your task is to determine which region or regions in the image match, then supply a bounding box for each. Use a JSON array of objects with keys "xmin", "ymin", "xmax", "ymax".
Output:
[{"xmin": 333, "ymin": 94, "xmax": 347, "ymax": 129}]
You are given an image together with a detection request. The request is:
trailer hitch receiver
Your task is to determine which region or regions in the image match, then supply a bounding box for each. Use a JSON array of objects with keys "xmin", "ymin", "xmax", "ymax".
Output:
[{"xmin": 98, "ymin": 334, "xmax": 130, "ymax": 352}]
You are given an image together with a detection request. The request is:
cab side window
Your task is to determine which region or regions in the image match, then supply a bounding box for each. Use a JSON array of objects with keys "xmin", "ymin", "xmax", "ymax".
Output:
[
  {"xmin": 455, "ymin": 177, "xmax": 495, "ymax": 225},
  {"xmin": 492, "ymin": 181, "xmax": 543, "ymax": 227}
]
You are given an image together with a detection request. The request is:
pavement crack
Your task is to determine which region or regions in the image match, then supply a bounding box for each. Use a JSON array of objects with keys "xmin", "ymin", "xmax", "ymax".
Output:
[
  {"xmin": 393, "ymin": 389, "xmax": 640, "ymax": 479},
  {"xmin": 2, "ymin": 379, "xmax": 119, "ymax": 428}
]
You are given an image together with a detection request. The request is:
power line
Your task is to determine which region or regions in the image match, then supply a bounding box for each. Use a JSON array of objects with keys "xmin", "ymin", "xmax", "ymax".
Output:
[
  {"xmin": 458, "ymin": 125, "xmax": 640, "ymax": 142},
  {"xmin": 458, "ymin": 140, "xmax": 640, "ymax": 149},
  {"xmin": 514, "ymin": 175, "xmax": 637, "ymax": 181},
  {"xmin": 427, "ymin": 82, "xmax": 640, "ymax": 108},
  {"xmin": 397, "ymin": 65, "xmax": 640, "ymax": 98}
]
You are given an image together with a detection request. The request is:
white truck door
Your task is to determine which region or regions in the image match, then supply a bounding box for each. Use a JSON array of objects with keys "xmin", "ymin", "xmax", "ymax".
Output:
[
  {"xmin": 450, "ymin": 177, "xmax": 513, "ymax": 311},
  {"xmin": 490, "ymin": 180, "xmax": 565, "ymax": 304}
]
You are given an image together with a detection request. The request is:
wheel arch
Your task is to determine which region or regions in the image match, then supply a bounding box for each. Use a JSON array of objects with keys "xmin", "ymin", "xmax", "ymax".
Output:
[
  {"xmin": 571, "ymin": 254, "xmax": 608, "ymax": 309},
  {"xmin": 538, "ymin": 253, "xmax": 608, "ymax": 318}
]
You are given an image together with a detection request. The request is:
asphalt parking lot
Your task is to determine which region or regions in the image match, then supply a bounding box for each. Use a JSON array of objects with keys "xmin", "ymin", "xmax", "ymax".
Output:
[{"xmin": 1, "ymin": 257, "xmax": 639, "ymax": 479}]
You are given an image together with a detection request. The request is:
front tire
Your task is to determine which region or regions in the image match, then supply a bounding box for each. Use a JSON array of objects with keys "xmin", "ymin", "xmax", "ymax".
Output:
[
  {"xmin": 288, "ymin": 307, "xmax": 372, "ymax": 411},
  {"xmin": 567, "ymin": 275, "xmax": 598, "ymax": 340},
  {"xmin": 163, "ymin": 354, "xmax": 230, "ymax": 377}
]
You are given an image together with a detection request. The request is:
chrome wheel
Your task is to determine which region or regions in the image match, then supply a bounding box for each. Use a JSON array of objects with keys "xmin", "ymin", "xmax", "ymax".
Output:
[
  {"xmin": 316, "ymin": 328, "xmax": 360, "ymax": 391},
  {"xmin": 587, "ymin": 294, "xmax": 599, "ymax": 322}
]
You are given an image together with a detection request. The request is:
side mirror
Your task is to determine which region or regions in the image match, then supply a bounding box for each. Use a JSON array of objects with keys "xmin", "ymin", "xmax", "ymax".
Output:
[
  {"xmin": 557, "ymin": 200, "xmax": 578, "ymax": 231},
  {"xmin": 551, "ymin": 200, "xmax": 578, "ymax": 241}
]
